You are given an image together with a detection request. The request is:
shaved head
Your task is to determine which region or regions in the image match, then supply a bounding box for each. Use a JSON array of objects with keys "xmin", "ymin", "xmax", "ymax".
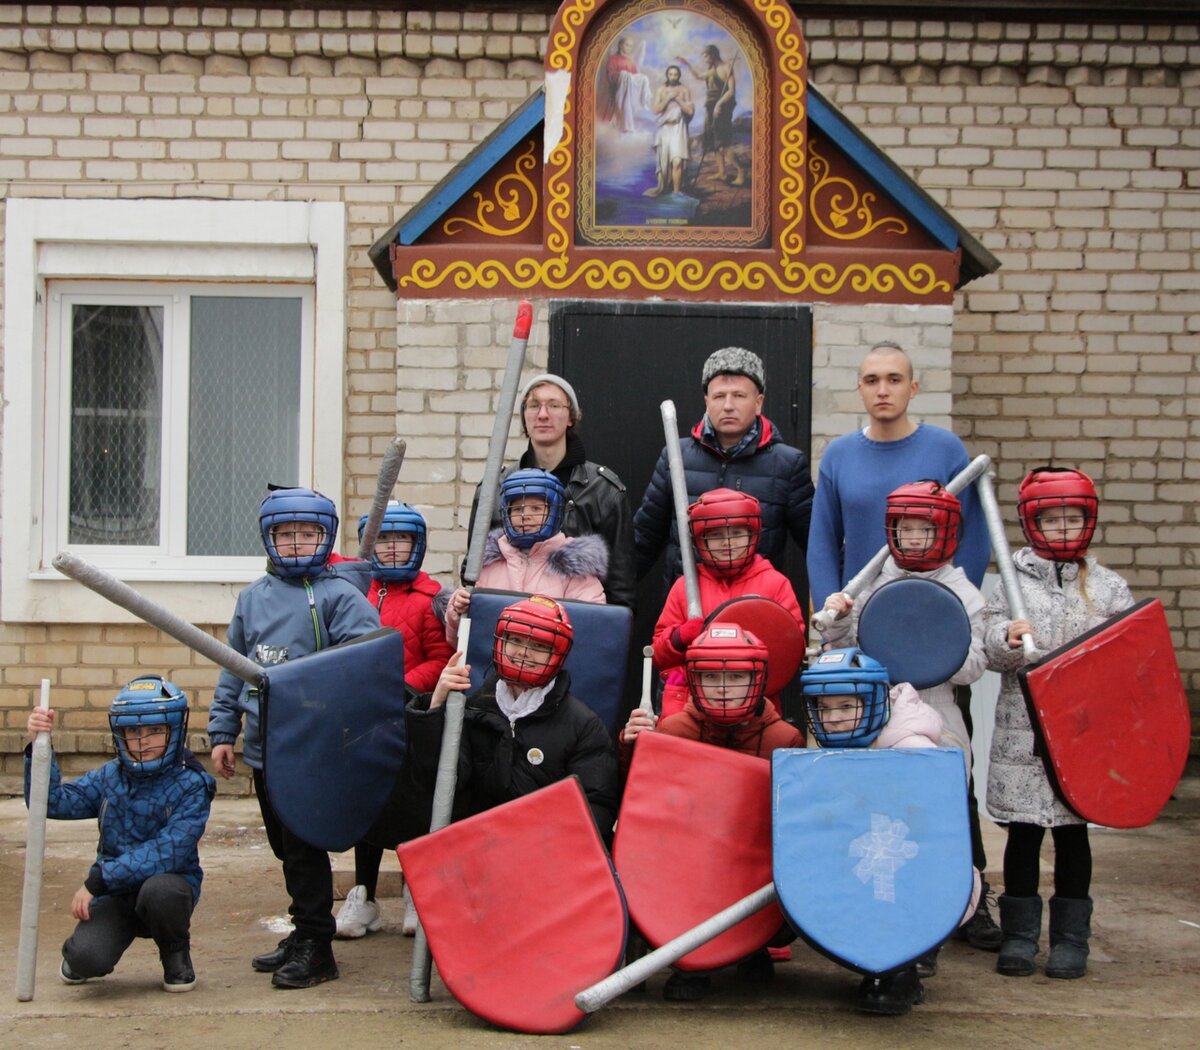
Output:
[{"xmin": 860, "ymin": 341, "xmax": 915, "ymax": 382}]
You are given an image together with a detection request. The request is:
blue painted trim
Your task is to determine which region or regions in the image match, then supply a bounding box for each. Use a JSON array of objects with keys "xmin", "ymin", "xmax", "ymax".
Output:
[
  {"xmin": 397, "ymin": 92, "xmax": 547, "ymax": 246},
  {"xmin": 807, "ymin": 91, "xmax": 959, "ymax": 253}
]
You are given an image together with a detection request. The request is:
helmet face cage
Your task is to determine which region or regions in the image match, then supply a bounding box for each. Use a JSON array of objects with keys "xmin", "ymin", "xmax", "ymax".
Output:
[
  {"xmin": 1017, "ymin": 467, "xmax": 1099, "ymax": 561},
  {"xmin": 499, "ymin": 469, "xmax": 565, "ymax": 549},
  {"xmin": 359, "ymin": 502, "xmax": 426, "ymax": 582},
  {"xmin": 109, "ymin": 676, "xmax": 189, "ymax": 778},
  {"xmin": 688, "ymin": 489, "xmax": 762, "ymax": 576},
  {"xmin": 800, "ymin": 649, "xmax": 890, "ymax": 748},
  {"xmin": 492, "ymin": 596, "xmax": 574, "ymax": 689},
  {"xmin": 684, "ymin": 622, "xmax": 769, "ymax": 725},
  {"xmin": 885, "ymin": 481, "xmax": 963, "ymax": 571},
  {"xmin": 259, "ymin": 488, "xmax": 338, "ymax": 578}
]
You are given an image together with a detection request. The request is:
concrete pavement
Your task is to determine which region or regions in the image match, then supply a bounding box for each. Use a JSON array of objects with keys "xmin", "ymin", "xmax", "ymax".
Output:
[{"xmin": 3, "ymin": 782, "xmax": 1198, "ymax": 1049}]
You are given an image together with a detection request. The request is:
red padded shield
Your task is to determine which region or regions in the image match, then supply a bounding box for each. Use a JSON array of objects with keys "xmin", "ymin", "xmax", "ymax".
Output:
[
  {"xmin": 613, "ymin": 731, "xmax": 783, "ymax": 971},
  {"xmin": 705, "ymin": 595, "xmax": 807, "ymax": 700},
  {"xmin": 396, "ymin": 778, "xmax": 626, "ymax": 1034},
  {"xmin": 1018, "ymin": 599, "xmax": 1189, "ymax": 828}
]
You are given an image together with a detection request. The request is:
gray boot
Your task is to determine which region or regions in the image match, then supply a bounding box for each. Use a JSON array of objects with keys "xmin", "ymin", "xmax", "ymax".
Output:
[
  {"xmin": 1045, "ymin": 896, "xmax": 1092, "ymax": 979},
  {"xmin": 996, "ymin": 894, "xmax": 1042, "ymax": 977}
]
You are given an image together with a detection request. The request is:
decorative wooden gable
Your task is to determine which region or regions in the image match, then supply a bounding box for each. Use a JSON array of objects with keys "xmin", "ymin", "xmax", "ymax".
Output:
[{"xmin": 370, "ymin": 0, "xmax": 998, "ymax": 304}]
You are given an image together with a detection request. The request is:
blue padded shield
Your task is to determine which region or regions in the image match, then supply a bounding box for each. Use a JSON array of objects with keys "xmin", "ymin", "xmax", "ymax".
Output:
[
  {"xmin": 464, "ymin": 589, "xmax": 633, "ymax": 733},
  {"xmin": 857, "ymin": 577, "xmax": 971, "ymax": 690},
  {"xmin": 262, "ymin": 628, "xmax": 407, "ymax": 852},
  {"xmin": 772, "ymin": 747, "xmax": 973, "ymax": 974}
]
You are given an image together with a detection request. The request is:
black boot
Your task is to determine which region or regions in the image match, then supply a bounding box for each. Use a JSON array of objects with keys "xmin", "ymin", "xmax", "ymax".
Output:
[
  {"xmin": 271, "ymin": 938, "xmax": 339, "ymax": 989},
  {"xmin": 955, "ymin": 879, "xmax": 1003, "ymax": 951},
  {"xmin": 662, "ymin": 970, "xmax": 711, "ymax": 1001},
  {"xmin": 996, "ymin": 894, "xmax": 1042, "ymax": 977},
  {"xmin": 252, "ymin": 931, "xmax": 295, "ymax": 973},
  {"xmin": 736, "ymin": 948, "xmax": 775, "ymax": 986},
  {"xmin": 857, "ymin": 966, "xmax": 925, "ymax": 1016},
  {"xmin": 1045, "ymin": 896, "xmax": 1092, "ymax": 979},
  {"xmin": 159, "ymin": 940, "xmax": 196, "ymax": 993}
]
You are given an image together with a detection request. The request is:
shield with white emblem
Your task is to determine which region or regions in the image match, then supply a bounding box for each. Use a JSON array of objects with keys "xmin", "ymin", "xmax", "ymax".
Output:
[{"xmin": 772, "ymin": 747, "xmax": 974, "ymax": 974}]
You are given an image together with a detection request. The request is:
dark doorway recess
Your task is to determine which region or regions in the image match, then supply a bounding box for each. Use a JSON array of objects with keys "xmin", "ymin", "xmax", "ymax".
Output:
[{"xmin": 549, "ymin": 299, "xmax": 813, "ymax": 719}]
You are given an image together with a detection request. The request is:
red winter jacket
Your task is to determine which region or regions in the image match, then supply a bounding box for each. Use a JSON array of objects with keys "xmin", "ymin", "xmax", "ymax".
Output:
[
  {"xmin": 619, "ymin": 698, "xmax": 804, "ymax": 774},
  {"xmin": 650, "ymin": 555, "xmax": 804, "ymax": 670},
  {"xmin": 366, "ymin": 572, "xmax": 454, "ymax": 694}
]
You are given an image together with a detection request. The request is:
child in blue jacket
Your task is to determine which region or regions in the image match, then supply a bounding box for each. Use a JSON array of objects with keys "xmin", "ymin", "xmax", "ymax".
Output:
[
  {"xmin": 207, "ymin": 486, "xmax": 380, "ymax": 989},
  {"xmin": 26, "ymin": 676, "xmax": 216, "ymax": 992}
]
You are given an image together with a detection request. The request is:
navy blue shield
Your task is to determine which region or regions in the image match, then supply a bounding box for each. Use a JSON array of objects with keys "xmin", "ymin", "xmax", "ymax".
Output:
[
  {"xmin": 464, "ymin": 589, "xmax": 633, "ymax": 733},
  {"xmin": 772, "ymin": 748, "xmax": 973, "ymax": 974},
  {"xmin": 262, "ymin": 628, "xmax": 408, "ymax": 852}
]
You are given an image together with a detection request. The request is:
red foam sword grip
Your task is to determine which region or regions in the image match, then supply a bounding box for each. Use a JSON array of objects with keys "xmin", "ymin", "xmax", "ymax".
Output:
[{"xmin": 513, "ymin": 300, "xmax": 533, "ymax": 340}]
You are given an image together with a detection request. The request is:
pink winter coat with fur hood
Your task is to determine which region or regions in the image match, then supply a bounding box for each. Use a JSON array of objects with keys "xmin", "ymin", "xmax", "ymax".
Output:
[{"xmin": 446, "ymin": 527, "xmax": 608, "ymax": 644}]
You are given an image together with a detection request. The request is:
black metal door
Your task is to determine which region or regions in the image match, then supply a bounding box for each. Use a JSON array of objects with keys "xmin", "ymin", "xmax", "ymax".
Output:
[{"xmin": 549, "ymin": 299, "xmax": 813, "ymax": 717}]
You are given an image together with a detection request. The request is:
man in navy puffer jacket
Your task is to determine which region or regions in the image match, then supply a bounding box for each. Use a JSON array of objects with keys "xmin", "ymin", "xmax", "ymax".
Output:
[{"xmin": 633, "ymin": 347, "xmax": 814, "ymax": 588}]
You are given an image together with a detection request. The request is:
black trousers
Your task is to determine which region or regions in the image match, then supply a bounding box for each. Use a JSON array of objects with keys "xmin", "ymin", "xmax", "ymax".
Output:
[
  {"xmin": 254, "ymin": 769, "xmax": 335, "ymax": 943},
  {"xmin": 955, "ymin": 683, "xmax": 988, "ymax": 874},
  {"xmin": 1003, "ymin": 822, "xmax": 1092, "ymax": 899},
  {"xmin": 63, "ymin": 872, "xmax": 194, "ymax": 978}
]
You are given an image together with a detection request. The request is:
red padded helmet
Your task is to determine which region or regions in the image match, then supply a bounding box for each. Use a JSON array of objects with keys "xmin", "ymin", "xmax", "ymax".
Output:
[
  {"xmin": 684, "ymin": 620, "xmax": 769, "ymax": 725},
  {"xmin": 493, "ymin": 595, "xmax": 574, "ymax": 689},
  {"xmin": 688, "ymin": 488, "xmax": 761, "ymax": 576},
  {"xmin": 1017, "ymin": 466, "xmax": 1098, "ymax": 561},
  {"xmin": 885, "ymin": 480, "xmax": 963, "ymax": 571}
]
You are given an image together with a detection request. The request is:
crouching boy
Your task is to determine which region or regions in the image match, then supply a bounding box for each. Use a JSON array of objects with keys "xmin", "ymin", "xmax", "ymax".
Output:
[{"xmin": 25, "ymin": 676, "xmax": 216, "ymax": 992}]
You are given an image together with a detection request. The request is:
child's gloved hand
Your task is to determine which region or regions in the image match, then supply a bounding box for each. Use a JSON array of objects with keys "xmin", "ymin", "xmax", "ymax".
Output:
[{"xmin": 671, "ymin": 616, "xmax": 706, "ymax": 653}]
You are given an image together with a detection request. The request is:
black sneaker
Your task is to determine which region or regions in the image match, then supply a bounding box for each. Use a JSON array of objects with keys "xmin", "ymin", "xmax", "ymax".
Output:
[
  {"xmin": 857, "ymin": 967, "xmax": 925, "ymax": 1016},
  {"xmin": 662, "ymin": 971, "xmax": 711, "ymax": 1001},
  {"xmin": 271, "ymin": 939, "xmax": 339, "ymax": 989},
  {"xmin": 956, "ymin": 884, "xmax": 1003, "ymax": 951},
  {"xmin": 159, "ymin": 941, "xmax": 196, "ymax": 993},
  {"xmin": 252, "ymin": 932, "xmax": 295, "ymax": 973},
  {"xmin": 915, "ymin": 947, "xmax": 939, "ymax": 978},
  {"xmin": 59, "ymin": 958, "xmax": 87, "ymax": 985}
]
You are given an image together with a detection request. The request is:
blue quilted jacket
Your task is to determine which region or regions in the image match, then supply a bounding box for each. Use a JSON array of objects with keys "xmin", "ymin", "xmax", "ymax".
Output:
[{"xmin": 26, "ymin": 750, "xmax": 216, "ymax": 902}]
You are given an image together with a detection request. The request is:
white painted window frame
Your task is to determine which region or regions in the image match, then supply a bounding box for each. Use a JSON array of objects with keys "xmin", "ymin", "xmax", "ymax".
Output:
[{"xmin": 2, "ymin": 199, "xmax": 347, "ymax": 624}]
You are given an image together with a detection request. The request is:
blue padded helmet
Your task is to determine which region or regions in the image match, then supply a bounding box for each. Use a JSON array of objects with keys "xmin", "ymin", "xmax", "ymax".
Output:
[
  {"xmin": 800, "ymin": 648, "xmax": 891, "ymax": 748},
  {"xmin": 358, "ymin": 501, "xmax": 426, "ymax": 583},
  {"xmin": 499, "ymin": 469, "xmax": 565, "ymax": 549},
  {"xmin": 109, "ymin": 676, "xmax": 189, "ymax": 778},
  {"xmin": 259, "ymin": 487, "xmax": 338, "ymax": 578}
]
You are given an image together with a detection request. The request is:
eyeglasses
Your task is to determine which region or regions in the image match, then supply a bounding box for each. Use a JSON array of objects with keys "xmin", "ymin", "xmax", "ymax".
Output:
[{"xmin": 524, "ymin": 400, "xmax": 570, "ymax": 415}]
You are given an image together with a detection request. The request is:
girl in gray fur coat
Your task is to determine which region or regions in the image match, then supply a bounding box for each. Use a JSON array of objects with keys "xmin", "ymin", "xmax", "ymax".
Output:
[{"xmin": 982, "ymin": 467, "xmax": 1134, "ymax": 983}]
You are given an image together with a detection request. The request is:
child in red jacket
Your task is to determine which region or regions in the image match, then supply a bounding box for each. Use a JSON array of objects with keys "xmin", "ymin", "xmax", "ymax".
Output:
[
  {"xmin": 622, "ymin": 621, "xmax": 804, "ymax": 999},
  {"xmin": 335, "ymin": 502, "xmax": 453, "ymax": 939},
  {"xmin": 651, "ymin": 489, "xmax": 804, "ymax": 718}
]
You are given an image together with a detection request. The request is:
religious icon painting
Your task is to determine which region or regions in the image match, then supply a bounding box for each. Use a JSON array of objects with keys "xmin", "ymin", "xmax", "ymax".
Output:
[{"xmin": 576, "ymin": 0, "xmax": 771, "ymax": 247}]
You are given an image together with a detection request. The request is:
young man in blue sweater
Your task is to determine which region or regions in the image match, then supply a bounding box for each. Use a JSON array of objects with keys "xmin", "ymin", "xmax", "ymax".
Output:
[
  {"xmin": 806, "ymin": 341, "xmax": 998, "ymax": 952},
  {"xmin": 806, "ymin": 342, "xmax": 989, "ymax": 608}
]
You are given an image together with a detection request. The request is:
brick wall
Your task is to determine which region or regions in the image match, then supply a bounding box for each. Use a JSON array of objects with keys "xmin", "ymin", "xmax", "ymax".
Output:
[
  {"xmin": 1, "ymin": 7, "xmax": 1196, "ymax": 791},
  {"xmin": 801, "ymin": 17, "xmax": 1199, "ymax": 753}
]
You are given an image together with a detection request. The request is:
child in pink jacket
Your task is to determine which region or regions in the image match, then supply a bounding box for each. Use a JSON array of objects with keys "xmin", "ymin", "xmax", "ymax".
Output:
[{"xmin": 446, "ymin": 469, "xmax": 607, "ymax": 646}]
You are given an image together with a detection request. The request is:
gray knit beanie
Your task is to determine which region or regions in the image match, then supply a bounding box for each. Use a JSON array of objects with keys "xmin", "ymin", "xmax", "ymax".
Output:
[
  {"xmin": 701, "ymin": 347, "xmax": 765, "ymax": 393},
  {"xmin": 519, "ymin": 373, "xmax": 581, "ymax": 422}
]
